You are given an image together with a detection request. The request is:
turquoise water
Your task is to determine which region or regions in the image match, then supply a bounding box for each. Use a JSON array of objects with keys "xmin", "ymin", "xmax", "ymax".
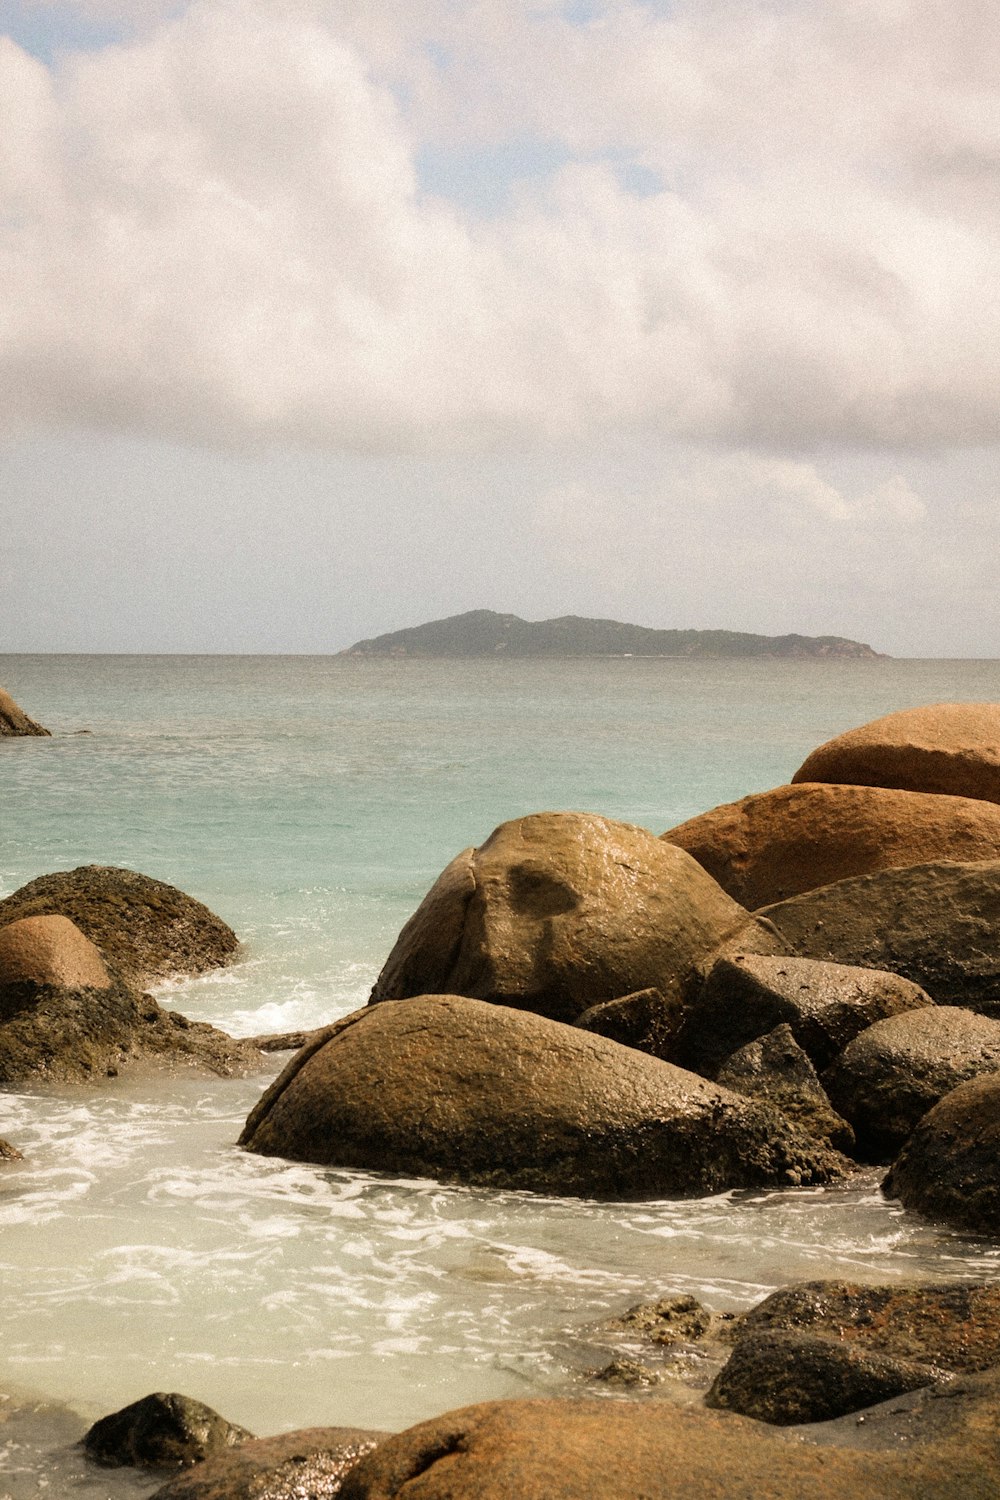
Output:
[{"xmin": 2, "ymin": 655, "xmax": 1000, "ymax": 1494}]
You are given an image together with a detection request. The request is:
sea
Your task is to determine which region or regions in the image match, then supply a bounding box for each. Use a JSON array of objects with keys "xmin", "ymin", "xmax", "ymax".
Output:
[{"xmin": 2, "ymin": 653, "xmax": 1000, "ymax": 1496}]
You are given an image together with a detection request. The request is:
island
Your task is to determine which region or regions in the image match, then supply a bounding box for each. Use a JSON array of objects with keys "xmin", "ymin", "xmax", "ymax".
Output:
[{"xmin": 339, "ymin": 611, "xmax": 885, "ymax": 660}]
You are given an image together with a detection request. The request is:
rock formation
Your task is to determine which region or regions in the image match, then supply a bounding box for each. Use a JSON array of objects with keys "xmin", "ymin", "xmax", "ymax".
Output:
[{"xmin": 0, "ymin": 685, "xmax": 50, "ymax": 736}]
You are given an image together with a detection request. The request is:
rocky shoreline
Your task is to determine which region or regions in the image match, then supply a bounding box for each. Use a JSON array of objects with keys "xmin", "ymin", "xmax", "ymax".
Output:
[{"xmin": 4, "ymin": 700, "xmax": 1000, "ymax": 1494}]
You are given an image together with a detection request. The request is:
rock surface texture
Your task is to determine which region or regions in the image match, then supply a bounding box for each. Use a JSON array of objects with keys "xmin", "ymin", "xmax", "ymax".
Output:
[
  {"xmin": 571, "ymin": 987, "xmax": 679, "ymax": 1058},
  {"xmin": 884, "ymin": 1074, "xmax": 1000, "ymax": 1235},
  {"xmin": 759, "ymin": 860, "xmax": 1000, "ymax": 1014},
  {"xmin": 662, "ymin": 782, "xmax": 1000, "ymax": 908},
  {"xmin": 148, "ymin": 1427, "xmax": 386, "ymax": 1499},
  {"xmin": 0, "ymin": 914, "xmax": 113, "ymax": 992},
  {"xmin": 239, "ymin": 995, "xmax": 845, "ymax": 1199},
  {"xmin": 84, "ymin": 1392, "xmax": 253, "ymax": 1469},
  {"xmin": 0, "ymin": 685, "xmax": 50, "ymax": 736},
  {"xmin": 716, "ymin": 1025, "xmax": 854, "ymax": 1151},
  {"xmin": 792, "ymin": 701, "xmax": 1000, "ymax": 804},
  {"xmin": 0, "ymin": 865, "xmax": 240, "ymax": 986},
  {"xmin": 369, "ymin": 812, "xmax": 778, "ymax": 1022}
]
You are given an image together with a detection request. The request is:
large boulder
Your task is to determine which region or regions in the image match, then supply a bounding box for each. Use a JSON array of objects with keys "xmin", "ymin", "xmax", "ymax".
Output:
[
  {"xmin": 339, "ymin": 1374, "xmax": 1000, "ymax": 1500},
  {"xmin": 0, "ymin": 684, "xmax": 50, "ymax": 736},
  {"xmin": 239, "ymin": 995, "xmax": 845, "ymax": 1199},
  {"xmin": 884, "ymin": 1074, "xmax": 1000, "ymax": 1235},
  {"xmin": 824, "ymin": 1007, "xmax": 1000, "ymax": 1160},
  {"xmin": 148, "ymin": 1427, "xmax": 386, "ymax": 1500},
  {"xmin": 369, "ymin": 813, "xmax": 779, "ymax": 1023},
  {"xmin": 759, "ymin": 860, "xmax": 1000, "ymax": 1014},
  {"xmin": 793, "ymin": 702, "xmax": 1000, "ymax": 804},
  {"xmin": 662, "ymin": 782, "xmax": 1000, "ymax": 908},
  {"xmin": 672, "ymin": 952, "xmax": 931, "ymax": 1077},
  {"xmin": 0, "ymin": 865, "xmax": 240, "ymax": 986},
  {"xmin": 84, "ymin": 1392, "xmax": 253, "ymax": 1469}
]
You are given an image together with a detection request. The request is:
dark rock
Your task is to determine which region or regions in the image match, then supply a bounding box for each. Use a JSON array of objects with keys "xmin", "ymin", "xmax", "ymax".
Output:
[
  {"xmin": 0, "ymin": 685, "xmax": 50, "ymax": 736},
  {"xmin": 759, "ymin": 860, "xmax": 1000, "ymax": 1015},
  {"xmin": 601, "ymin": 1293, "xmax": 714, "ymax": 1345},
  {"xmin": 0, "ymin": 865, "xmax": 240, "ymax": 987},
  {"xmin": 884, "ymin": 1074, "xmax": 1000, "ymax": 1235},
  {"xmin": 572, "ymin": 987, "xmax": 680, "ymax": 1058},
  {"xmin": 148, "ymin": 1427, "xmax": 386, "ymax": 1499},
  {"xmin": 0, "ymin": 1137, "xmax": 23, "ymax": 1160},
  {"xmin": 706, "ymin": 1329, "xmax": 935, "ymax": 1424},
  {"xmin": 588, "ymin": 1356, "xmax": 664, "ymax": 1387},
  {"xmin": 84, "ymin": 1392, "xmax": 253, "ymax": 1469},
  {"xmin": 824, "ymin": 1007, "xmax": 1000, "ymax": 1160},
  {"xmin": 672, "ymin": 952, "xmax": 930, "ymax": 1077},
  {"xmin": 239, "ymin": 994, "xmax": 846, "ymax": 1199},
  {"xmin": 662, "ymin": 782, "xmax": 1000, "ymax": 908},
  {"xmin": 244, "ymin": 1028, "xmax": 321, "ymax": 1053},
  {"xmin": 339, "ymin": 1372, "xmax": 1000, "ymax": 1499},
  {"xmin": 792, "ymin": 702, "xmax": 1000, "ymax": 805},
  {"xmin": 369, "ymin": 812, "xmax": 780, "ymax": 1023},
  {"xmin": 717, "ymin": 1025, "xmax": 854, "ymax": 1151}
]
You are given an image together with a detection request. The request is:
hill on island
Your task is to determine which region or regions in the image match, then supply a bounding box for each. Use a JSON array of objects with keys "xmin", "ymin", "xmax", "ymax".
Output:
[{"xmin": 340, "ymin": 611, "xmax": 884, "ymax": 660}]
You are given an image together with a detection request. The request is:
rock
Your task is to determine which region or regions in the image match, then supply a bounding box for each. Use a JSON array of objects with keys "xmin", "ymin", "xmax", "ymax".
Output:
[
  {"xmin": 601, "ymin": 1292, "xmax": 718, "ymax": 1346},
  {"xmin": 0, "ymin": 914, "xmax": 113, "ymax": 994},
  {"xmin": 884, "ymin": 1074, "xmax": 1000, "ymax": 1235},
  {"xmin": 338, "ymin": 1373, "xmax": 1000, "ymax": 1499},
  {"xmin": 732, "ymin": 1278, "xmax": 1000, "ymax": 1373},
  {"xmin": 369, "ymin": 812, "xmax": 779, "ymax": 1023},
  {"xmin": 672, "ymin": 952, "xmax": 931, "ymax": 1077},
  {"xmin": 760, "ymin": 860, "xmax": 1000, "ymax": 1014},
  {"xmin": 824, "ymin": 1008, "xmax": 1000, "ymax": 1160},
  {"xmin": 148, "ymin": 1427, "xmax": 386, "ymax": 1499},
  {"xmin": 0, "ymin": 865, "xmax": 240, "ymax": 986},
  {"xmin": 662, "ymin": 782, "xmax": 1000, "ymax": 908},
  {"xmin": 0, "ymin": 1137, "xmax": 23, "ymax": 1160},
  {"xmin": 792, "ymin": 702, "xmax": 1000, "ymax": 805},
  {"xmin": 587, "ymin": 1356, "xmax": 665, "ymax": 1387},
  {"xmin": 84, "ymin": 1392, "xmax": 253, "ymax": 1469},
  {"xmin": 239, "ymin": 995, "xmax": 846, "ymax": 1199},
  {"xmin": 572, "ymin": 987, "xmax": 680, "ymax": 1058},
  {"xmin": 716, "ymin": 1025, "xmax": 854, "ymax": 1151},
  {"xmin": 0, "ymin": 685, "xmax": 50, "ymax": 736},
  {"xmin": 706, "ymin": 1329, "xmax": 935, "ymax": 1424}
]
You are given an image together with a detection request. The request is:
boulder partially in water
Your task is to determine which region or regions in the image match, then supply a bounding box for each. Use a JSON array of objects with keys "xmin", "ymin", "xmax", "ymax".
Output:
[
  {"xmin": 369, "ymin": 812, "xmax": 778, "ymax": 1023},
  {"xmin": 148, "ymin": 1426, "xmax": 386, "ymax": 1499},
  {"xmin": 884, "ymin": 1074, "xmax": 1000, "ymax": 1235},
  {"xmin": 0, "ymin": 685, "xmax": 50, "ymax": 737},
  {"xmin": 239, "ymin": 994, "xmax": 846, "ymax": 1199},
  {"xmin": 0, "ymin": 865, "xmax": 240, "ymax": 987},
  {"xmin": 792, "ymin": 702, "xmax": 1000, "ymax": 805},
  {"xmin": 759, "ymin": 860, "xmax": 1000, "ymax": 1015},
  {"xmin": 84, "ymin": 1392, "xmax": 253, "ymax": 1469},
  {"xmin": 662, "ymin": 782, "xmax": 1000, "ymax": 908}
]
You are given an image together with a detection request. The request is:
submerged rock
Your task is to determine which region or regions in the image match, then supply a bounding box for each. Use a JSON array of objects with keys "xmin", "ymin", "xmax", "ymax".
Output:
[
  {"xmin": 369, "ymin": 812, "xmax": 778, "ymax": 1023},
  {"xmin": 0, "ymin": 685, "xmax": 50, "ymax": 737},
  {"xmin": 0, "ymin": 865, "xmax": 240, "ymax": 987},
  {"xmin": 884, "ymin": 1074, "xmax": 1000, "ymax": 1235},
  {"xmin": 148, "ymin": 1426, "xmax": 386, "ymax": 1499},
  {"xmin": 239, "ymin": 994, "xmax": 846, "ymax": 1199},
  {"xmin": 84, "ymin": 1392, "xmax": 253, "ymax": 1469},
  {"xmin": 792, "ymin": 702, "xmax": 1000, "ymax": 805},
  {"xmin": 662, "ymin": 782, "xmax": 1000, "ymax": 908}
]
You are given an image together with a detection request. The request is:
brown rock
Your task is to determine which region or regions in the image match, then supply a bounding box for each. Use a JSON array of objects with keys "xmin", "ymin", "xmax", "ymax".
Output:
[
  {"xmin": 601, "ymin": 1293, "xmax": 714, "ymax": 1346},
  {"xmin": 662, "ymin": 782, "xmax": 1000, "ymax": 908},
  {"xmin": 148, "ymin": 1427, "xmax": 385, "ymax": 1499},
  {"xmin": 0, "ymin": 685, "xmax": 50, "ymax": 736},
  {"xmin": 84, "ymin": 1392, "xmax": 253, "ymax": 1469},
  {"xmin": 824, "ymin": 1007, "xmax": 1000, "ymax": 1160},
  {"xmin": 572, "ymin": 987, "xmax": 680, "ymax": 1059},
  {"xmin": 0, "ymin": 915, "xmax": 112, "ymax": 995},
  {"xmin": 716, "ymin": 1025, "xmax": 854, "ymax": 1152},
  {"xmin": 760, "ymin": 860, "xmax": 1000, "ymax": 1014},
  {"xmin": 884, "ymin": 1074, "xmax": 1000, "ymax": 1235},
  {"xmin": 672, "ymin": 952, "xmax": 931, "ymax": 1077},
  {"xmin": 0, "ymin": 1137, "xmax": 23, "ymax": 1160},
  {"xmin": 0, "ymin": 865, "xmax": 240, "ymax": 986},
  {"xmin": 370, "ymin": 812, "xmax": 778, "ymax": 1022},
  {"xmin": 792, "ymin": 702, "xmax": 1000, "ymax": 805},
  {"xmin": 239, "ymin": 994, "xmax": 846, "ymax": 1199}
]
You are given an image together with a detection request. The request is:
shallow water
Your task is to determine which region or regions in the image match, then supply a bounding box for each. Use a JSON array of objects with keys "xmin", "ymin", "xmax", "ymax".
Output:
[{"xmin": 2, "ymin": 655, "xmax": 1000, "ymax": 1491}]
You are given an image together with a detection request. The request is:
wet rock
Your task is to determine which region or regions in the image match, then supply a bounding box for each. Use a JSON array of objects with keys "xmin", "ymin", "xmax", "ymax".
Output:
[
  {"xmin": 239, "ymin": 994, "xmax": 846, "ymax": 1199},
  {"xmin": 0, "ymin": 1137, "xmax": 22, "ymax": 1160},
  {"xmin": 884, "ymin": 1074, "xmax": 1000, "ymax": 1235},
  {"xmin": 706, "ymin": 1329, "xmax": 935, "ymax": 1424},
  {"xmin": 148, "ymin": 1427, "xmax": 386, "ymax": 1499},
  {"xmin": 760, "ymin": 860, "xmax": 1000, "ymax": 1014},
  {"xmin": 587, "ymin": 1356, "xmax": 665, "ymax": 1387},
  {"xmin": 369, "ymin": 812, "xmax": 779, "ymax": 1023},
  {"xmin": 824, "ymin": 1007, "xmax": 1000, "ymax": 1160},
  {"xmin": 0, "ymin": 684, "xmax": 50, "ymax": 736},
  {"xmin": 572, "ymin": 987, "xmax": 680, "ymax": 1058},
  {"xmin": 601, "ymin": 1293, "xmax": 714, "ymax": 1346},
  {"xmin": 662, "ymin": 782, "xmax": 1000, "ymax": 908},
  {"xmin": 84, "ymin": 1392, "xmax": 253, "ymax": 1469},
  {"xmin": 0, "ymin": 865, "xmax": 240, "ymax": 987},
  {"xmin": 792, "ymin": 702, "xmax": 1000, "ymax": 805},
  {"xmin": 716, "ymin": 1025, "xmax": 854, "ymax": 1152},
  {"xmin": 672, "ymin": 952, "xmax": 930, "ymax": 1077}
]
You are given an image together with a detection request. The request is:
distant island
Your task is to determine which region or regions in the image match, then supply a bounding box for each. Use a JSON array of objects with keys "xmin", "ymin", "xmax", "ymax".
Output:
[{"xmin": 340, "ymin": 611, "xmax": 885, "ymax": 660}]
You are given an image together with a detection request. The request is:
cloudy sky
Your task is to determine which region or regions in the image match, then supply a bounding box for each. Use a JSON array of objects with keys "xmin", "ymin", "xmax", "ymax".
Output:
[{"xmin": 1, "ymin": 0, "xmax": 998, "ymax": 655}]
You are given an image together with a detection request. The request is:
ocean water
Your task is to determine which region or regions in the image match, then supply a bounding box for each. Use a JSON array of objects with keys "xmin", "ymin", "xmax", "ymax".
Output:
[{"xmin": 2, "ymin": 653, "xmax": 1000, "ymax": 1495}]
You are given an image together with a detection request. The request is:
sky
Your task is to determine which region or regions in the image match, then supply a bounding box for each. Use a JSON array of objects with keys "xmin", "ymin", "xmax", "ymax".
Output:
[{"xmin": 1, "ymin": 0, "xmax": 998, "ymax": 655}]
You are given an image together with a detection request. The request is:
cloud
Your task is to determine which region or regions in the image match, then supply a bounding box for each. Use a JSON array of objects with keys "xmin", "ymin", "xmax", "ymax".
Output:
[{"xmin": 2, "ymin": 1, "xmax": 1000, "ymax": 452}]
